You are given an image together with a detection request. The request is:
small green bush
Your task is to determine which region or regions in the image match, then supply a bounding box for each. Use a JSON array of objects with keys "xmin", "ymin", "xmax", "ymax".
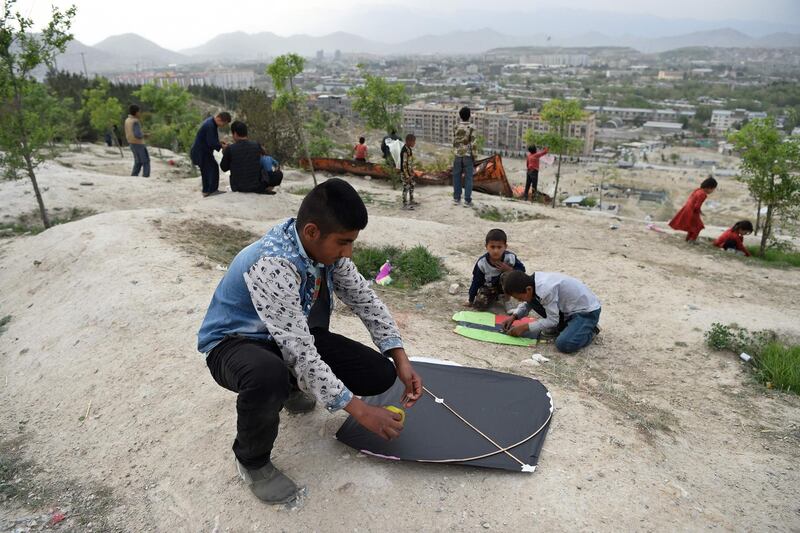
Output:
[
  {"xmin": 756, "ymin": 342, "xmax": 800, "ymax": 393},
  {"xmin": 352, "ymin": 244, "xmax": 443, "ymax": 289},
  {"xmin": 705, "ymin": 322, "xmax": 797, "ymax": 395},
  {"xmin": 580, "ymin": 196, "xmax": 598, "ymax": 207}
]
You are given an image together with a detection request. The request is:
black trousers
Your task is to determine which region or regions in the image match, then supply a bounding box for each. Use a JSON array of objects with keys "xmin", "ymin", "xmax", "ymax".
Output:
[
  {"xmin": 206, "ymin": 330, "xmax": 397, "ymax": 469},
  {"xmin": 198, "ymin": 154, "xmax": 220, "ymax": 194},
  {"xmin": 524, "ymin": 170, "xmax": 539, "ymax": 200}
]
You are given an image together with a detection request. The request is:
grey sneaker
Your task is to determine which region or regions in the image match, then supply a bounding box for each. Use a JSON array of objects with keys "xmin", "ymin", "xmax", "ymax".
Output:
[
  {"xmin": 452, "ymin": 198, "xmax": 461, "ymax": 206},
  {"xmin": 463, "ymin": 201, "xmax": 473, "ymax": 208},
  {"xmin": 236, "ymin": 459, "xmax": 298, "ymax": 504},
  {"xmin": 284, "ymin": 388, "xmax": 316, "ymax": 414},
  {"xmin": 401, "ymin": 204, "xmax": 415, "ymax": 211}
]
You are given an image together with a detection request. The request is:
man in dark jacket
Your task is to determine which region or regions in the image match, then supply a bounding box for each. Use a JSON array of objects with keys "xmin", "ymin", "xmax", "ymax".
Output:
[
  {"xmin": 220, "ymin": 121, "xmax": 276, "ymax": 195},
  {"xmin": 191, "ymin": 111, "xmax": 232, "ymax": 197}
]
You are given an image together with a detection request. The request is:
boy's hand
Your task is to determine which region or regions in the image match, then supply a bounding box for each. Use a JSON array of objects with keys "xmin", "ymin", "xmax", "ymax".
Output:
[
  {"xmin": 500, "ymin": 315, "xmax": 516, "ymax": 331},
  {"xmin": 388, "ymin": 349, "xmax": 422, "ymax": 408},
  {"xmin": 506, "ymin": 323, "xmax": 529, "ymax": 337},
  {"xmin": 346, "ymin": 398, "xmax": 404, "ymax": 440},
  {"xmin": 492, "ymin": 261, "xmax": 513, "ymax": 272}
]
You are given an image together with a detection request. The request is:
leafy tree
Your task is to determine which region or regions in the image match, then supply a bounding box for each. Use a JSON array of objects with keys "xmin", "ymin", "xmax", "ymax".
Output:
[
  {"xmin": 132, "ymin": 83, "xmax": 200, "ymax": 155},
  {"xmin": 82, "ymin": 78, "xmax": 124, "ymax": 156},
  {"xmin": 695, "ymin": 105, "xmax": 712, "ymax": 123},
  {"xmin": 730, "ymin": 119, "xmax": 800, "ymax": 256},
  {"xmin": 305, "ymin": 110, "xmax": 335, "ymax": 157},
  {"xmin": 267, "ymin": 53, "xmax": 316, "ymax": 185},
  {"xmin": 0, "ymin": 1, "xmax": 76, "ymax": 228},
  {"xmin": 237, "ymin": 89, "xmax": 301, "ymax": 164},
  {"xmin": 524, "ymin": 99, "xmax": 585, "ymax": 208},
  {"xmin": 348, "ymin": 69, "xmax": 409, "ymax": 133}
]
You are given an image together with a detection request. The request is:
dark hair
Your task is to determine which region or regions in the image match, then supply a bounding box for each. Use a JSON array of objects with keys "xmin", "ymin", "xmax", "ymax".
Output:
[
  {"xmin": 390, "ymin": 129, "xmax": 397, "ymax": 136},
  {"xmin": 500, "ymin": 270, "xmax": 533, "ymax": 295},
  {"xmin": 405, "ymin": 133, "xmax": 416, "ymax": 143},
  {"xmin": 259, "ymin": 143, "xmax": 267, "ymax": 156},
  {"xmin": 732, "ymin": 220, "xmax": 753, "ymax": 233},
  {"xmin": 459, "ymin": 106, "xmax": 471, "ymax": 121},
  {"xmin": 216, "ymin": 111, "xmax": 232, "ymax": 123},
  {"xmin": 700, "ymin": 177, "xmax": 718, "ymax": 189},
  {"xmin": 296, "ymin": 178, "xmax": 368, "ymax": 235},
  {"xmin": 359, "ymin": 136, "xmax": 365, "ymax": 144},
  {"xmin": 485, "ymin": 228, "xmax": 507, "ymax": 244},
  {"xmin": 230, "ymin": 121, "xmax": 248, "ymax": 137},
  {"xmin": 528, "ymin": 145, "xmax": 537, "ymax": 153},
  {"xmin": 129, "ymin": 104, "xmax": 139, "ymax": 115}
]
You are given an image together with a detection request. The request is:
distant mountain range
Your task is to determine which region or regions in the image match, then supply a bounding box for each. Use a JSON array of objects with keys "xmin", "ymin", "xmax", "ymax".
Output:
[{"xmin": 57, "ymin": 27, "xmax": 800, "ymax": 74}]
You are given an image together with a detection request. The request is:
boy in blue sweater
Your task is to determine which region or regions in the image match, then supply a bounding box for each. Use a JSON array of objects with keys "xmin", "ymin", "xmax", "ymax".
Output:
[{"xmin": 467, "ymin": 228, "xmax": 526, "ymax": 311}]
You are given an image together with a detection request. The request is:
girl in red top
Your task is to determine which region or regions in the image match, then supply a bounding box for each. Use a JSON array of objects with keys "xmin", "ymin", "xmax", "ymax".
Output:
[
  {"xmin": 714, "ymin": 220, "xmax": 753, "ymax": 256},
  {"xmin": 524, "ymin": 145, "xmax": 549, "ymax": 201},
  {"xmin": 669, "ymin": 177, "xmax": 717, "ymax": 242},
  {"xmin": 353, "ymin": 136, "xmax": 368, "ymax": 162}
]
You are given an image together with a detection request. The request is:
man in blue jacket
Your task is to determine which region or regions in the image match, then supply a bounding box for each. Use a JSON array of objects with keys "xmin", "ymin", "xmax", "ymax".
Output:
[
  {"xmin": 198, "ymin": 179, "xmax": 422, "ymax": 504},
  {"xmin": 191, "ymin": 111, "xmax": 232, "ymax": 197}
]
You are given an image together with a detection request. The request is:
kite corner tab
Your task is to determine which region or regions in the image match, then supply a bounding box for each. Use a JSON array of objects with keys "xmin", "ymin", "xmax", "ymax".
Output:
[
  {"xmin": 435, "ymin": 397, "xmax": 444, "ymax": 404},
  {"xmin": 521, "ymin": 464, "xmax": 536, "ymax": 473}
]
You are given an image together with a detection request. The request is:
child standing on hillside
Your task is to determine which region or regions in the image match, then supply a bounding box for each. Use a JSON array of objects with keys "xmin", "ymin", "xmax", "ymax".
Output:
[
  {"xmin": 468, "ymin": 228, "xmax": 526, "ymax": 311},
  {"xmin": 453, "ymin": 106, "xmax": 477, "ymax": 208},
  {"xmin": 525, "ymin": 145, "xmax": 549, "ymax": 201},
  {"xmin": 400, "ymin": 134, "xmax": 418, "ymax": 210},
  {"xmin": 669, "ymin": 177, "xmax": 717, "ymax": 242},
  {"xmin": 354, "ymin": 136, "xmax": 368, "ymax": 162},
  {"xmin": 714, "ymin": 220, "xmax": 753, "ymax": 256}
]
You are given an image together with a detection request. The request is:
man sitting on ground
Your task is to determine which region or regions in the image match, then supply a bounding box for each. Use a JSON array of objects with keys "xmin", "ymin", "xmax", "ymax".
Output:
[{"xmin": 221, "ymin": 121, "xmax": 276, "ymax": 195}]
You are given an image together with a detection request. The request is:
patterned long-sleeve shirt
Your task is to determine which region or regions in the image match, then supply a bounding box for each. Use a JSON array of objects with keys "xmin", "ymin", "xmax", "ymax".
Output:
[
  {"xmin": 453, "ymin": 120, "xmax": 477, "ymax": 157},
  {"xmin": 243, "ymin": 253, "xmax": 403, "ymax": 411},
  {"xmin": 400, "ymin": 145, "xmax": 414, "ymax": 181}
]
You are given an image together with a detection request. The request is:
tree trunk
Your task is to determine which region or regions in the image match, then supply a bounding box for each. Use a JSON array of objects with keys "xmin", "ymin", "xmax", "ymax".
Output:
[
  {"xmin": 289, "ymin": 78, "xmax": 317, "ymax": 186},
  {"xmin": 754, "ymin": 197, "xmax": 762, "ymax": 235},
  {"xmin": 22, "ymin": 146, "xmax": 50, "ymax": 229},
  {"xmin": 113, "ymin": 132, "xmax": 124, "ymax": 158},
  {"xmin": 551, "ymin": 151, "xmax": 563, "ymax": 208},
  {"xmin": 759, "ymin": 203, "xmax": 772, "ymax": 257}
]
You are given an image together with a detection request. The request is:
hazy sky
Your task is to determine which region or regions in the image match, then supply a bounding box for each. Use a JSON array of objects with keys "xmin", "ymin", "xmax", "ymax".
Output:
[{"xmin": 12, "ymin": 0, "xmax": 800, "ymax": 49}]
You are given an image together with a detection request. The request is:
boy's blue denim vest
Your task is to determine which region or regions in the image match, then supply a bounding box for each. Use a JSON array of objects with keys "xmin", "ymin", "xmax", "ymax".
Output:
[{"xmin": 197, "ymin": 218, "xmax": 335, "ymax": 354}]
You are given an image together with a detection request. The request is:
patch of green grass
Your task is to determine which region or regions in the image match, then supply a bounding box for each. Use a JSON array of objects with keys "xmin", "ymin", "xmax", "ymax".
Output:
[
  {"xmin": 352, "ymin": 244, "xmax": 444, "ymax": 289},
  {"xmin": 160, "ymin": 220, "xmax": 259, "ymax": 266},
  {"xmin": 288, "ymin": 186, "xmax": 313, "ymax": 196},
  {"xmin": 0, "ymin": 208, "xmax": 96, "ymax": 237},
  {"xmin": 705, "ymin": 322, "xmax": 799, "ymax": 395},
  {"xmin": 756, "ymin": 342, "xmax": 800, "ymax": 393},
  {"xmin": 746, "ymin": 246, "xmax": 800, "ymax": 267},
  {"xmin": 475, "ymin": 205, "xmax": 550, "ymax": 223}
]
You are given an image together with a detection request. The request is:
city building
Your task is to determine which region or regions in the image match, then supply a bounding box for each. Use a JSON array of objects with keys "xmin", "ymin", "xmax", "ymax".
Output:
[
  {"xmin": 710, "ymin": 109, "xmax": 767, "ymax": 134},
  {"xmin": 308, "ymin": 94, "xmax": 356, "ymax": 118},
  {"xmin": 110, "ymin": 69, "xmax": 255, "ymax": 90},
  {"xmin": 585, "ymin": 106, "xmax": 695, "ymax": 124},
  {"xmin": 402, "ymin": 102, "xmax": 596, "ymax": 156},
  {"xmin": 657, "ymin": 70, "xmax": 684, "ymax": 80}
]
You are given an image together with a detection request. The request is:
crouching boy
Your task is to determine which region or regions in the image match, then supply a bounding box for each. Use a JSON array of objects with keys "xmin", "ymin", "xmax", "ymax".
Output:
[
  {"xmin": 197, "ymin": 178, "xmax": 422, "ymax": 504},
  {"xmin": 499, "ymin": 270, "xmax": 601, "ymax": 353}
]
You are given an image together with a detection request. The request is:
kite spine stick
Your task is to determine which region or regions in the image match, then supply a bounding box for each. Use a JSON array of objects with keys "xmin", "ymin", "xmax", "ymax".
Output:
[{"xmin": 422, "ymin": 386, "xmax": 527, "ymax": 467}]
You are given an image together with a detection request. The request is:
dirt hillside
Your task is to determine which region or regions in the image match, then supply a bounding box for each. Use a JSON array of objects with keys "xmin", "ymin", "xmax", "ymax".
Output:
[{"xmin": 1, "ymin": 146, "xmax": 798, "ymax": 531}]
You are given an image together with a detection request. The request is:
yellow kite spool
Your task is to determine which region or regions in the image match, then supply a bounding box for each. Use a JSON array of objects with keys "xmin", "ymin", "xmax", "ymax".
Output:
[{"xmin": 384, "ymin": 405, "xmax": 405, "ymax": 424}]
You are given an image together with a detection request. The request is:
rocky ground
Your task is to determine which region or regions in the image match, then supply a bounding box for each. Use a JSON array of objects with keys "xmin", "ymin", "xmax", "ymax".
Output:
[{"xmin": 0, "ymin": 144, "xmax": 798, "ymax": 532}]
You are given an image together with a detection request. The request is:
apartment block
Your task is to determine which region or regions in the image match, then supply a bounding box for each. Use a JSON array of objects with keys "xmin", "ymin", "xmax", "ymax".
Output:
[{"xmin": 402, "ymin": 103, "xmax": 596, "ymax": 156}]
